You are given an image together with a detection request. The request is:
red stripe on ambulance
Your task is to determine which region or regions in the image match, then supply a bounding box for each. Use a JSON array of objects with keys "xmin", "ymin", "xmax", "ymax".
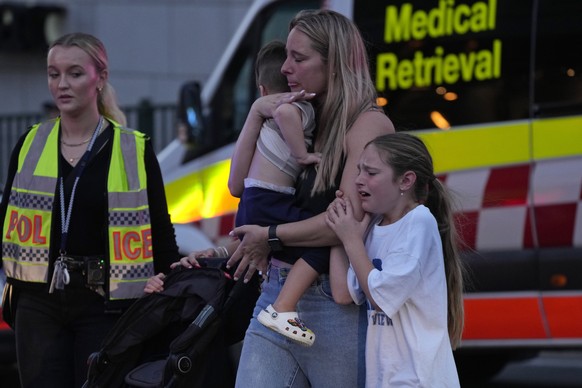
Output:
[
  {"xmin": 543, "ymin": 294, "xmax": 582, "ymax": 337},
  {"xmin": 463, "ymin": 296, "xmax": 547, "ymax": 340}
]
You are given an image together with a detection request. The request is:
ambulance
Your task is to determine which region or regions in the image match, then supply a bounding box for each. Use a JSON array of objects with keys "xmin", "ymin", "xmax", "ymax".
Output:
[{"xmin": 158, "ymin": 0, "xmax": 582, "ymax": 379}]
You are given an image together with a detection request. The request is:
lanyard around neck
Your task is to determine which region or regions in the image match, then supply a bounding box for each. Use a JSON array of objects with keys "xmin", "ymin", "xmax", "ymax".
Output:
[{"xmin": 59, "ymin": 116, "xmax": 104, "ymax": 255}]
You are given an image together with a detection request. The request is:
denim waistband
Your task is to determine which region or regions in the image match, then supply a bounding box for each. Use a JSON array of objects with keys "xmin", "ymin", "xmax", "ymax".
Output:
[
  {"xmin": 270, "ymin": 258, "xmax": 294, "ymax": 270},
  {"xmin": 268, "ymin": 258, "xmax": 328, "ymax": 286}
]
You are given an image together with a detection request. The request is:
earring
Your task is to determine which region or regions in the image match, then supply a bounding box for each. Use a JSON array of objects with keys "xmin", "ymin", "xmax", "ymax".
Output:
[
  {"xmin": 98, "ymin": 87, "xmax": 103, "ymax": 93},
  {"xmin": 400, "ymin": 190, "xmax": 404, "ymax": 196}
]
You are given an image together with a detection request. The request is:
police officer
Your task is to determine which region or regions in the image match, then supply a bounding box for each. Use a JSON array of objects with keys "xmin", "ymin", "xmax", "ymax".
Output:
[{"xmin": 0, "ymin": 32, "xmax": 179, "ymax": 388}]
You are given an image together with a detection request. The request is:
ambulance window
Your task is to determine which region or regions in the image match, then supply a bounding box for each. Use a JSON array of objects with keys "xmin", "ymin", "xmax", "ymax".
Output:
[
  {"xmin": 206, "ymin": 40, "xmax": 253, "ymax": 155},
  {"xmin": 533, "ymin": 0, "xmax": 582, "ymax": 117},
  {"xmin": 355, "ymin": 0, "xmax": 533, "ymax": 131}
]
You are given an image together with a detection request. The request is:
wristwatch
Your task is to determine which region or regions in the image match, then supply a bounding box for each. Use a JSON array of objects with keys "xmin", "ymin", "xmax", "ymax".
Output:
[{"xmin": 268, "ymin": 225, "xmax": 284, "ymax": 252}]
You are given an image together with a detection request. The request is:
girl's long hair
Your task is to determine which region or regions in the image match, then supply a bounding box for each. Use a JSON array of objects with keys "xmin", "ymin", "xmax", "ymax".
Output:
[
  {"xmin": 370, "ymin": 132, "xmax": 465, "ymax": 348},
  {"xmin": 290, "ymin": 10, "xmax": 378, "ymax": 194},
  {"xmin": 50, "ymin": 32, "xmax": 127, "ymax": 126}
]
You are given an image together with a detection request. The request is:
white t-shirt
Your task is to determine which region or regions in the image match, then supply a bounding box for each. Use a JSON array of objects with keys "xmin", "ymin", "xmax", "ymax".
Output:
[{"xmin": 347, "ymin": 205, "xmax": 460, "ymax": 388}]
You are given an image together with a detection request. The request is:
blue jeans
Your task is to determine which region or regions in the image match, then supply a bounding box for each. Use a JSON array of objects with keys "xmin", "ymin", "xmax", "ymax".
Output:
[
  {"xmin": 14, "ymin": 287, "xmax": 120, "ymax": 388},
  {"xmin": 235, "ymin": 260, "xmax": 366, "ymax": 387}
]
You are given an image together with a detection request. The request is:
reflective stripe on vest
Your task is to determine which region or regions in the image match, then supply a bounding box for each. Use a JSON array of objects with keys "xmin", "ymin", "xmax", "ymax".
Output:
[
  {"xmin": 2, "ymin": 119, "xmax": 155, "ymax": 299},
  {"xmin": 107, "ymin": 126, "xmax": 154, "ymax": 300},
  {"xmin": 2, "ymin": 121, "xmax": 58, "ymax": 283}
]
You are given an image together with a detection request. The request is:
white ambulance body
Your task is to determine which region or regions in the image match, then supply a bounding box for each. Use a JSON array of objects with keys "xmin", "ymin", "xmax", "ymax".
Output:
[{"xmin": 158, "ymin": 0, "xmax": 582, "ymax": 377}]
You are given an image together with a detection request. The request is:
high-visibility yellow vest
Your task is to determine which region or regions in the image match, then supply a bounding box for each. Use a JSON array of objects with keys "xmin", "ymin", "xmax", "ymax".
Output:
[{"xmin": 2, "ymin": 118, "xmax": 155, "ymax": 300}]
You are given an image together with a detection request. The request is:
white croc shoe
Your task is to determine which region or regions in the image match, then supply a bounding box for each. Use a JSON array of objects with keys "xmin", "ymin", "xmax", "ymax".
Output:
[{"xmin": 257, "ymin": 304, "xmax": 315, "ymax": 346}]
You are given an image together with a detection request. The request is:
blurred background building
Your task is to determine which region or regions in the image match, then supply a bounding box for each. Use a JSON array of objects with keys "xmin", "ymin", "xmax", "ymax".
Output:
[{"xmin": 0, "ymin": 0, "xmax": 254, "ymax": 115}]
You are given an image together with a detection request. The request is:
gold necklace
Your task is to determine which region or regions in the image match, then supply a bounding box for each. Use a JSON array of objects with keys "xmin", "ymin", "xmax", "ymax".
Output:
[
  {"xmin": 60, "ymin": 116, "xmax": 104, "ymax": 164},
  {"xmin": 61, "ymin": 137, "xmax": 92, "ymax": 147},
  {"xmin": 60, "ymin": 117, "xmax": 105, "ymax": 147},
  {"xmin": 61, "ymin": 147, "xmax": 83, "ymax": 164}
]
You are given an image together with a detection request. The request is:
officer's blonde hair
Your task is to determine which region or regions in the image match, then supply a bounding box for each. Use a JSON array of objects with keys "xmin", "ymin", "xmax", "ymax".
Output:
[{"xmin": 50, "ymin": 32, "xmax": 127, "ymax": 126}]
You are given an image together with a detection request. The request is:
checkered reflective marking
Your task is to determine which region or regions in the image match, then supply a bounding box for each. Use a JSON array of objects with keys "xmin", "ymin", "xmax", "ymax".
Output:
[
  {"xmin": 109, "ymin": 209, "xmax": 151, "ymax": 226},
  {"xmin": 2, "ymin": 243, "xmax": 47, "ymax": 262},
  {"xmin": 109, "ymin": 262, "xmax": 155, "ymax": 280},
  {"xmin": 9, "ymin": 191, "xmax": 54, "ymax": 211}
]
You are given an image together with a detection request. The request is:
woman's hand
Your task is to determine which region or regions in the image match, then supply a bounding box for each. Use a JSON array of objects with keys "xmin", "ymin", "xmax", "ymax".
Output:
[
  {"xmin": 227, "ymin": 224, "xmax": 270, "ymax": 283},
  {"xmin": 169, "ymin": 248, "xmax": 215, "ymax": 270},
  {"xmin": 144, "ymin": 273, "xmax": 166, "ymax": 294},
  {"xmin": 147, "ymin": 246, "xmax": 224, "ymax": 293}
]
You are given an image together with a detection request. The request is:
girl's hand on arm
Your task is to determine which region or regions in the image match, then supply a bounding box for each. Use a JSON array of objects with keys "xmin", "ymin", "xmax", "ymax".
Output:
[
  {"xmin": 326, "ymin": 197, "xmax": 368, "ymax": 243},
  {"xmin": 326, "ymin": 196, "xmax": 376, "ymax": 304}
]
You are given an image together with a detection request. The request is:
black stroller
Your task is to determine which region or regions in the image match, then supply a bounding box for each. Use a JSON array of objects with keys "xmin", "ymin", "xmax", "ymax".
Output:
[{"xmin": 83, "ymin": 260, "xmax": 260, "ymax": 388}]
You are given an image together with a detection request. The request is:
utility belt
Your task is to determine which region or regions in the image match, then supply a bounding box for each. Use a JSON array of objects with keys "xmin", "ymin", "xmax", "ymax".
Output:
[
  {"xmin": 50, "ymin": 255, "xmax": 106, "ymax": 297},
  {"xmin": 63, "ymin": 255, "xmax": 106, "ymax": 284}
]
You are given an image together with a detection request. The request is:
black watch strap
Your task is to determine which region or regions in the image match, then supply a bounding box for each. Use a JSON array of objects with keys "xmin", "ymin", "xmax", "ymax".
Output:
[
  {"xmin": 268, "ymin": 225, "xmax": 284, "ymax": 252},
  {"xmin": 268, "ymin": 225, "xmax": 277, "ymax": 240}
]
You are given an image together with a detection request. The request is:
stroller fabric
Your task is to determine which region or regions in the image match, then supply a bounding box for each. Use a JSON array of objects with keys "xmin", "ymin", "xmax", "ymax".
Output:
[{"xmin": 84, "ymin": 262, "xmax": 260, "ymax": 388}]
